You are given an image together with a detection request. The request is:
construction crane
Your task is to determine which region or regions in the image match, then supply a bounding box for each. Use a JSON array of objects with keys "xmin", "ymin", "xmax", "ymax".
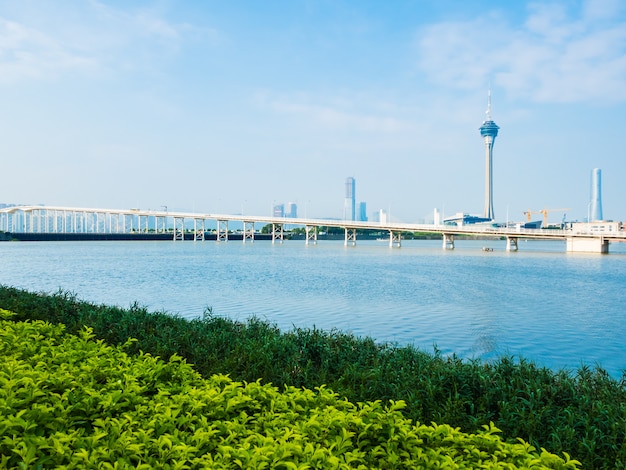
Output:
[{"xmin": 523, "ymin": 208, "xmax": 571, "ymax": 226}]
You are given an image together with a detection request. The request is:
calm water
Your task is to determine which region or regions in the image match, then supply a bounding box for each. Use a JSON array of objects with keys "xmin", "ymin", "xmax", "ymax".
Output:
[{"xmin": 1, "ymin": 238, "xmax": 625, "ymax": 377}]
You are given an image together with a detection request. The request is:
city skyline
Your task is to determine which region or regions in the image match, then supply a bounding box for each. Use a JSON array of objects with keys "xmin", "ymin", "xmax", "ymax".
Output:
[{"xmin": 1, "ymin": 1, "xmax": 625, "ymax": 224}]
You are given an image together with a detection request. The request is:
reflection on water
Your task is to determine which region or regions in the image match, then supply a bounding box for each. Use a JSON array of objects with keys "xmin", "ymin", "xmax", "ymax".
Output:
[{"xmin": 1, "ymin": 238, "xmax": 625, "ymax": 376}]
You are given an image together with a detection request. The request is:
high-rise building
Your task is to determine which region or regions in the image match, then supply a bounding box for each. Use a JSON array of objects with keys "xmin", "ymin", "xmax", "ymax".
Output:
[
  {"xmin": 590, "ymin": 168, "xmax": 603, "ymax": 222},
  {"xmin": 272, "ymin": 203, "xmax": 284, "ymax": 218},
  {"xmin": 479, "ymin": 90, "xmax": 499, "ymax": 221},
  {"xmin": 377, "ymin": 209, "xmax": 388, "ymax": 224},
  {"xmin": 286, "ymin": 202, "xmax": 298, "ymax": 218},
  {"xmin": 344, "ymin": 177, "xmax": 356, "ymax": 221},
  {"xmin": 358, "ymin": 202, "xmax": 368, "ymax": 222}
]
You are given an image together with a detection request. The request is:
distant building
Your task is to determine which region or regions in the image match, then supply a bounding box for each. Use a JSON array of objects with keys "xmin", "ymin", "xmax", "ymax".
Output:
[
  {"xmin": 433, "ymin": 208, "xmax": 441, "ymax": 225},
  {"xmin": 358, "ymin": 202, "xmax": 368, "ymax": 222},
  {"xmin": 273, "ymin": 204, "xmax": 285, "ymax": 218},
  {"xmin": 443, "ymin": 212, "xmax": 493, "ymax": 226},
  {"xmin": 286, "ymin": 202, "xmax": 297, "ymax": 218},
  {"xmin": 376, "ymin": 209, "xmax": 388, "ymax": 224},
  {"xmin": 344, "ymin": 177, "xmax": 356, "ymax": 221},
  {"xmin": 590, "ymin": 168, "xmax": 603, "ymax": 222}
]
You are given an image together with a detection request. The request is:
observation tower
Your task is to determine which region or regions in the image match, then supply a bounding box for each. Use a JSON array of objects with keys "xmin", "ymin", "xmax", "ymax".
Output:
[{"xmin": 479, "ymin": 90, "xmax": 499, "ymax": 220}]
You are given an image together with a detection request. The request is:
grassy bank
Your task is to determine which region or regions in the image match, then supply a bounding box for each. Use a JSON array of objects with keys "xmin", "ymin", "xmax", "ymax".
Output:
[
  {"xmin": 1, "ymin": 285, "xmax": 625, "ymax": 469},
  {"xmin": 1, "ymin": 313, "xmax": 579, "ymax": 468}
]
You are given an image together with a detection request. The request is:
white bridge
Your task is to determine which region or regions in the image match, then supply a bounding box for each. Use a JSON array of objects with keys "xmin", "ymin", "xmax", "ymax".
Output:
[{"xmin": 1, "ymin": 205, "xmax": 625, "ymax": 253}]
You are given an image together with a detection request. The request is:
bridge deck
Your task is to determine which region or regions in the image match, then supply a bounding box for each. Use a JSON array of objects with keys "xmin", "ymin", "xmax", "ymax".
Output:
[{"xmin": 1, "ymin": 205, "xmax": 624, "ymax": 253}]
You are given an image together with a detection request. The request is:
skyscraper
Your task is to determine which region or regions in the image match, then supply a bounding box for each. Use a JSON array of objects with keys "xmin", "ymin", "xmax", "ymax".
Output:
[
  {"xmin": 590, "ymin": 168, "xmax": 603, "ymax": 222},
  {"xmin": 272, "ymin": 203, "xmax": 284, "ymax": 218},
  {"xmin": 479, "ymin": 90, "xmax": 499, "ymax": 220},
  {"xmin": 286, "ymin": 202, "xmax": 298, "ymax": 218},
  {"xmin": 344, "ymin": 177, "xmax": 356, "ymax": 221},
  {"xmin": 358, "ymin": 202, "xmax": 368, "ymax": 222}
]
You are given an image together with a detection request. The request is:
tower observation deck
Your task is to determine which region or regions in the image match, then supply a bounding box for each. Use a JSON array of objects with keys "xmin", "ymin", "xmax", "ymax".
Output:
[{"xmin": 479, "ymin": 90, "xmax": 499, "ymax": 220}]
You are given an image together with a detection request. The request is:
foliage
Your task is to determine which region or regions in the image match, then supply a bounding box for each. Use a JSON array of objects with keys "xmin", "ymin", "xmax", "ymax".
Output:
[
  {"xmin": 0, "ymin": 312, "xmax": 579, "ymax": 469},
  {"xmin": 1, "ymin": 286, "xmax": 625, "ymax": 469}
]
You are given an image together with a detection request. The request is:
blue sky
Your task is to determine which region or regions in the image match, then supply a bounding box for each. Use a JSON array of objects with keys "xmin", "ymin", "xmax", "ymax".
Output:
[{"xmin": 1, "ymin": 0, "xmax": 624, "ymax": 224}]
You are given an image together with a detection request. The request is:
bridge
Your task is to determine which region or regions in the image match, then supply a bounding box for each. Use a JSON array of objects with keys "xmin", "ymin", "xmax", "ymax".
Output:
[{"xmin": 1, "ymin": 205, "xmax": 625, "ymax": 253}]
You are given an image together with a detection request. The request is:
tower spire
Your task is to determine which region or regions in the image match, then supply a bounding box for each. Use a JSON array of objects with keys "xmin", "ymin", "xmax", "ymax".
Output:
[{"xmin": 486, "ymin": 86, "xmax": 492, "ymax": 121}]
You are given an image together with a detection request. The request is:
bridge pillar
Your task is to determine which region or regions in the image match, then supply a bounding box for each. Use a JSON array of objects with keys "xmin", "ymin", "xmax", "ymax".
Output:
[
  {"xmin": 173, "ymin": 217, "xmax": 185, "ymax": 241},
  {"xmin": 243, "ymin": 221, "xmax": 255, "ymax": 243},
  {"xmin": 217, "ymin": 220, "xmax": 228, "ymax": 242},
  {"xmin": 139, "ymin": 215, "xmax": 149, "ymax": 233},
  {"xmin": 305, "ymin": 225, "xmax": 318, "ymax": 245},
  {"xmin": 442, "ymin": 233, "xmax": 454, "ymax": 250},
  {"xmin": 506, "ymin": 237, "xmax": 518, "ymax": 252},
  {"xmin": 272, "ymin": 223, "xmax": 284, "ymax": 244},
  {"xmin": 566, "ymin": 237, "xmax": 609, "ymax": 254},
  {"xmin": 344, "ymin": 228, "xmax": 357, "ymax": 246},
  {"xmin": 193, "ymin": 219, "xmax": 205, "ymax": 241},
  {"xmin": 389, "ymin": 230, "xmax": 401, "ymax": 248},
  {"xmin": 156, "ymin": 216, "xmax": 167, "ymax": 233}
]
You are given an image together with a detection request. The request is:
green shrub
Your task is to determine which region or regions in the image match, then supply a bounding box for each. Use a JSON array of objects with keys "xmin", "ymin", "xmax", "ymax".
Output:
[
  {"xmin": 0, "ymin": 311, "xmax": 579, "ymax": 468},
  {"xmin": 1, "ymin": 286, "xmax": 625, "ymax": 469}
]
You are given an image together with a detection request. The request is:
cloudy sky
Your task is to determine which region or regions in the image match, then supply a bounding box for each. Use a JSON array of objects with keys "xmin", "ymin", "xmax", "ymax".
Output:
[{"xmin": 1, "ymin": 0, "xmax": 624, "ymax": 223}]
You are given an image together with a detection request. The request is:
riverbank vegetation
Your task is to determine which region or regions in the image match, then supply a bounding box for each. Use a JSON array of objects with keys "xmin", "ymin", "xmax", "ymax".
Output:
[
  {"xmin": 1, "ymin": 311, "xmax": 579, "ymax": 468},
  {"xmin": 0, "ymin": 285, "xmax": 624, "ymax": 469}
]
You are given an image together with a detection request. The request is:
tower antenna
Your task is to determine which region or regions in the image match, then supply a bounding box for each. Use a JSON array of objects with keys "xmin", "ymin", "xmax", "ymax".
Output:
[{"xmin": 486, "ymin": 86, "xmax": 492, "ymax": 121}]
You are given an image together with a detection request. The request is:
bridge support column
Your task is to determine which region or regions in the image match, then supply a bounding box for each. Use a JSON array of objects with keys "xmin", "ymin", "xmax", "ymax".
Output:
[
  {"xmin": 305, "ymin": 225, "xmax": 317, "ymax": 245},
  {"xmin": 156, "ymin": 216, "xmax": 167, "ymax": 233},
  {"xmin": 389, "ymin": 230, "xmax": 401, "ymax": 248},
  {"xmin": 194, "ymin": 219, "xmax": 205, "ymax": 241},
  {"xmin": 272, "ymin": 223, "xmax": 284, "ymax": 244},
  {"xmin": 243, "ymin": 221, "xmax": 255, "ymax": 243},
  {"xmin": 566, "ymin": 237, "xmax": 609, "ymax": 253},
  {"xmin": 344, "ymin": 228, "xmax": 357, "ymax": 246},
  {"xmin": 506, "ymin": 237, "xmax": 518, "ymax": 252},
  {"xmin": 139, "ymin": 215, "xmax": 149, "ymax": 233},
  {"xmin": 442, "ymin": 233, "xmax": 454, "ymax": 250},
  {"xmin": 173, "ymin": 217, "xmax": 185, "ymax": 241},
  {"xmin": 217, "ymin": 220, "xmax": 228, "ymax": 242}
]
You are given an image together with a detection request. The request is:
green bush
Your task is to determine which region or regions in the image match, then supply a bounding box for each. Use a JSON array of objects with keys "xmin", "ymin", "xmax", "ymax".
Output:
[
  {"xmin": 1, "ymin": 286, "xmax": 625, "ymax": 469},
  {"xmin": 0, "ymin": 311, "xmax": 579, "ymax": 468}
]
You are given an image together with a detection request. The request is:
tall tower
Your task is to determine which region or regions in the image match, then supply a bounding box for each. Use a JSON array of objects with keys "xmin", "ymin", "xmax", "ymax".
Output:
[
  {"xmin": 590, "ymin": 168, "xmax": 603, "ymax": 221},
  {"xmin": 479, "ymin": 90, "xmax": 499, "ymax": 220},
  {"xmin": 344, "ymin": 177, "xmax": 356, "ymax": 221}
]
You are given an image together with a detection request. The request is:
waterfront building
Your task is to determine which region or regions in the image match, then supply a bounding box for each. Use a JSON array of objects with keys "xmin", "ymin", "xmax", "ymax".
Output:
[
  {"xmin": 376, "ymin": 209, "xmax": 388, "ymax": 224},
  {"xmin": 286, "ymin": 202, "xmax": 297, "ymax": 218},
  {"xmin": 479, "ymin": 90, "xmax": 499, "ymax": 221},
  {"xmin": 344, "ymin": 177, "xmax": 356, "ymax": 221},
  {"xmin": 272, "ymin": 204, "xmax": 285, "ymax": 218},
  {"xmin": 590, "ymin": 168, "xmax": 603, "ymax": 222},
  {"xmin": 358, "ymin": 202, "xmax": 368, "ymax": 222}
]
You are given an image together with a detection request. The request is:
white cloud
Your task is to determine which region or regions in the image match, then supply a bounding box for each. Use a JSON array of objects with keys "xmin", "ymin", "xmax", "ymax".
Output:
[
  {"xmin": 0, "ymin": 18, "xmax": 98, "ymax": 81},
  {"xmin": 0, "ymin": 2, "xmax": 209, "ymax": 83},
  {"xmin": 260, "ymin": 92, "xmax": 417, "ymax": 133},
  {"xmin": 582, "ymin": 0, "xmax": 624, "ymax": 21},
  {"xmin": 416, "ymin": 1, "xmax": 626, "ymax": 103}
]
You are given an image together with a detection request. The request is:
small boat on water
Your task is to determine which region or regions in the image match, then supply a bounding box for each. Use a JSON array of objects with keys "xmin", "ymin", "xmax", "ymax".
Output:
[{"xmin": 482, "ymin": 247, "xmax": 494, "ymax": 252}]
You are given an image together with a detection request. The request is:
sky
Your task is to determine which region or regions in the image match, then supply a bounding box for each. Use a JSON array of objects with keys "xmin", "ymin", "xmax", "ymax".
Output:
[{"xmin": 1, "ymin": 0, "xmax": 625, "ymax": 224}]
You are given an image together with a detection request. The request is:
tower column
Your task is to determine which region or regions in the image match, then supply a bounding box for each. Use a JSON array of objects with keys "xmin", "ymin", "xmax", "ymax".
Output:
[{"xmin": 479, "ymin": 90, "xmax": 499, "ymax": 221}]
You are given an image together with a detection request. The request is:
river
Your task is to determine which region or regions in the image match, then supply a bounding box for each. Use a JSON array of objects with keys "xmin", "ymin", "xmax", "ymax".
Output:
[{"xmin": 1, "ymin": 238, "xmax": 625, "ymax": 377}]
